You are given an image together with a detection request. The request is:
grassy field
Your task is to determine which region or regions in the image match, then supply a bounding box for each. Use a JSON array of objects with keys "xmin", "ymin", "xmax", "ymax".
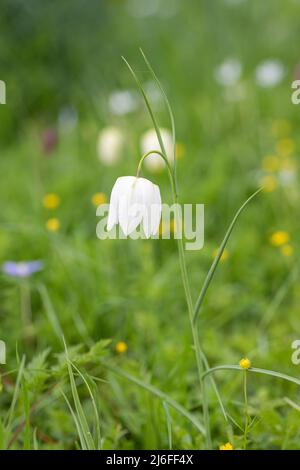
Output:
[{"xmin": 1, "ymin": 0, "xmax": 300, "ymax": 450}]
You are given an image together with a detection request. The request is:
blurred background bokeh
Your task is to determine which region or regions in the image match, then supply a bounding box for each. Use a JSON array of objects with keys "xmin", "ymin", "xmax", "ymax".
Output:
[{"xmin": 1, "ymin": 0, "xmax": 300, "ymax": 450}]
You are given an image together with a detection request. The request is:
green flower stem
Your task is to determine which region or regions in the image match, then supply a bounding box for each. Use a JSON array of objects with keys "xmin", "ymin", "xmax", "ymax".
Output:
[
  {"xmin": 243, "ymin": 370, "xmax": 249, "ymax": 449},
  {"xmin": 130, "ymin": 53, "xmax": 211, "ymax": 447},
  {"xmin": 137, "ymin": 149, "xmax": 212, "ymax": 448}
]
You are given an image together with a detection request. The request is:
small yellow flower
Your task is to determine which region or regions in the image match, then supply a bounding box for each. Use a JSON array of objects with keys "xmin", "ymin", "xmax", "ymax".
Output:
[
  {"xmin": 219, "ymin": 442, "xmax": 233, "ymax": 450},
  {"xmin": 46, "ymin": 218, "xmax": 60, "ymax": 232},
  {"xmin": 280, "ymin": 244, "xmax": 293, "ymax": 257},
  {"xmin": 212, "ymin": 248, "xmax": 229, "ymax": 262},
  {"xmin": 239, "ymin": 358, "xmax": 251, "ymax": 369},
  {"xmin": 115, "ymin": 341, "xmax": 127, "ymax": 354},
  {"xmin": 176, "ymin": 142, "xmax": 185, "ymax": 159},
  {"xmin": 276, "ymin": 138, "xmax": 295, "ymax": 158},
  {"xmin": 270, "ymin": 230, "xmax": 290, "ymax": 247},
  {"xmin": 260, "ymin": 175, "xmax": 278, "ymax": 193},
  {"xmin": 271, "ymin": 119, "xmax": 291, "ymax": 138},
  {"xmin": 43, "ymin": 193, "xmax": 60, "ymax": 210},
  {"xmin": 91, "ymin": 192, "xmax": 107, "ymax": 207},
  {"xmin": 261, "ymin": 155, "xmax": 280, "ymax": 172}
]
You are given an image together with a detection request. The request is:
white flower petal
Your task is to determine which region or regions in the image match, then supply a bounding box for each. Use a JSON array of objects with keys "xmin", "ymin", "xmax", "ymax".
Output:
[{"xmin": 150, "ymin": 184, "xmax": 162, "ymax": 235}]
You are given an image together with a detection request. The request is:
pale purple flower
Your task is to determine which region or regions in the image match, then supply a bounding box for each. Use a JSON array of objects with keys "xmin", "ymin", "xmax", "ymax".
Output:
[{"xmin": 2, "ymin": 261, "xmax": 44, "ymax": 278}]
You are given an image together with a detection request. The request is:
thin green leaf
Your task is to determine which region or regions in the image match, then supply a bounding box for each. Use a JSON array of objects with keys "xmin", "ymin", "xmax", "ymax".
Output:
[
  {"xmin": 202, "ymin": 364, "xmax": 300, "ymax": 387},
  {"xmin": 61, "ymin": 389, "xmax": 87, "ymax": 450},
  {"xmin": 139, "ymin": 48, "xmax": 177, "ymax": 189},
  {"xmin": 21, "ymin": 376, "xmax": 30, "ymax": 449},
  {"xmin": 63, "ymin": 338, "xmax": 95, "ymax": 450},
  {"xmin": 102, "ymin": 362, "xmax": 205, "ymax": 436},
  {"xmin": 38, "ymin": 283, "xmax": 63, "ymax": 339},
  {"xmin": 71, "ymin": 362, "xmax": 102, "ymax": 450},
  {"xmin": 5, "ymin": 355, "xmax": 26, "ymax": 431},
  {"xmin": 122, "ymin": 56, "xmax": 167, "ymax": 160},
  {"xmin": 193, "ymin": 188, "xmax": 263, "ymax": 323}
]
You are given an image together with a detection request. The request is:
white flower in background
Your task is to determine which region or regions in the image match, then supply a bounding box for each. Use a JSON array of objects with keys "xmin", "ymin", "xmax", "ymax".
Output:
[
  {"xmin": 58, "ymin": 106, "xmax": 78, "ymax": 133},
  {"xmin": 140, "ymin": 128, "xmax": 173, "ymax": 172},
  {"xmin": 278, "ymin": 169, "xmax": 297, "ymax": 187},
  {"xmin": 144, "ymin": 81, "xmax": 162, "ymax": 107},
  {"xmin": 255, "ymin": 60, "xmax": 285, "ymax": 87},
  {"xmin": 107, "ymin": 176, "xmax": 162, "ymax": 237},
  {"xmin": 214, "ymin": 59, "xmax": 242, "ymax": 86},
  {"xmin": 97, "ymin": 126, "xmax": 124, "ymax": 166},
  {"xmin": 108, "ymin": 90, "xmax": 139, "ymax": 116}
]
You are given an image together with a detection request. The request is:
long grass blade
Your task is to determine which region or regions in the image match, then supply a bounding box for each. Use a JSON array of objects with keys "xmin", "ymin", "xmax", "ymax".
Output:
[
  {"xmin": 202, "ymin": 364, "xmax": 300, "ymax": 387},
  {"xmin": 38, "ymin": 283, "xmax": 63, "ymax": 340},
  {"xmin": 139, "ymin": 48, "xmax": 177, "ymax": 188},
  {"xmin": 122, "ymin": 56, "xmax": 167, "ymax": 160},
  {"xmin": 162, "ymin": 401, "xmax": 172, "ymax": 450},
  {"xmin": 193, "ymin": 188, "xmax": 262, "ymax": 323},
  {"xmin": 71, "ymin": 362, "xmax": 102, "ymax": 450},
  {"xmin": 63, "ymin": 338, "xmax": 95, "ymax": 449}
]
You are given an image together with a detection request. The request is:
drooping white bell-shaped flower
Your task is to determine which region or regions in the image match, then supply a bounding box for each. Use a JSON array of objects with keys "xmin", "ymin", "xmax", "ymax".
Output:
[{"xmin": 107, "ymin": 176, "xmax": 162, "ymax": 238}]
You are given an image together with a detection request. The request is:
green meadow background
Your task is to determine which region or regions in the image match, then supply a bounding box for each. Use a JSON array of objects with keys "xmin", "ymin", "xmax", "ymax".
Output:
[{"xmin": 1, "ymin": 0, "xmax": 300, "ymax": 449}]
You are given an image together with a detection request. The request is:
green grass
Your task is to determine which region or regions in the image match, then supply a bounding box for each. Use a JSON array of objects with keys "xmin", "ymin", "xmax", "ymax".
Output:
[{"xmin": 1, "ymin": 0, "xmax": 300, "ymax": 450}]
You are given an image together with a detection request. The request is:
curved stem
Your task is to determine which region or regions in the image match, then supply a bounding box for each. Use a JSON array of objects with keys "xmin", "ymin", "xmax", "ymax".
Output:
[
  {"xmin": 136, "ymin": 150, "xmax": 172, "ymax": 178},
  {"xmin": 126, "ymin": 54, "xmax": 212, "ymax": 447}
]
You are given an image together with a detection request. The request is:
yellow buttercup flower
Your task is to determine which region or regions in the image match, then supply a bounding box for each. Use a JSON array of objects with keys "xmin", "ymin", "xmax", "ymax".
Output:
[
  {"xmin": 261, "ymin": 155, "xmax": 280, "ymax": 172},
  {"xmin": 43, "ymin": 193, "xmax": 60, "ymax": 210},
  {"xmin": 260, "ymin": 175, "xmax": 278, "ymax": 193},
  {"xmin": 271, "ymin": 119, "xmax": 291, "ymax": 138},
  {"xmin": 115, "ymin": 341, "xmax": 127, "ymax": 354},
  {"xmin": 239, "ymin": 358, "xmax": 251, "ymax": 369},
  {"xmin": 270, "ymin": 231, "xmax": 290, "ymax": 247},
  {"xmin": 280, "ymin": 244, "xmax": 293, "ymax": 257},
  {"xmin": 219, "ymin": 442, "xmax": 233, "ymax": 450},
  {"xmin": 212, "ymin": 248, "xmax": 229, "ymax": 262},
  {"xmin": 276, "ymin": 138, "xmax": 295, "ymax": 158},
  {"xmin": 46, "ymin": 218, "xmax": 60, "ymax": 232},
  {"xmin": 92, "ymin": 192, "xmax": 107, "ymax": 207}
]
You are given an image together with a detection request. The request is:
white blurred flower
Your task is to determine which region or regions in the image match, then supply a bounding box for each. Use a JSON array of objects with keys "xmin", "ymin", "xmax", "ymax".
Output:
[
  {"xmin": 107, "ymin": 176, "xmax": 162, "ymax": 237},
  {"xmin": 108, "ymin": 90, "xmax": 139, "ymax": 116},
  {"xmin": 97, "ymin": 126, "xmax": 124, "ymax": 166},
  {"xmin": 255, "ymin": 60, "xmax": 285, "ymax": 87},
  {"xmin": 214, "ymin": 59, "xmax": 242, "ymax": 86},
  {"xmin": 126, "ymin": 0, "xmax": 160, "ymax": 18},
  {"xmin": 58, "ymin": 106, "xmax": 78, "ymax": 133},
  {"xmin": 140, "ymin": 128, "xmax": 173, "ymax": 172},
  {"xmin": 278, "ymin": 169, "xmax": 297, "ymax": 187}
]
